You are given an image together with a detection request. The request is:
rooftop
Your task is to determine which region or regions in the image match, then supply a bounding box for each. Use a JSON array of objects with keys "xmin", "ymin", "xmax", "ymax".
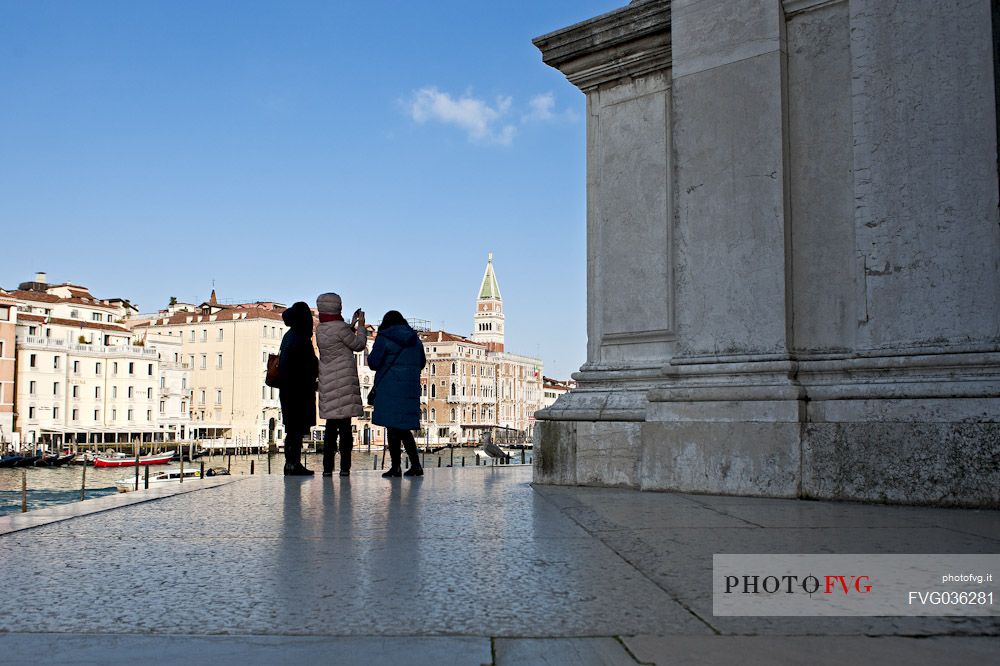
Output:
[
  {"xmin": 17, "ymin": 312, "xmax": 131, "ymax": 333},
  {"xmin": 5, "ymin": 288, "xmax": 120, "ymax": 311}
]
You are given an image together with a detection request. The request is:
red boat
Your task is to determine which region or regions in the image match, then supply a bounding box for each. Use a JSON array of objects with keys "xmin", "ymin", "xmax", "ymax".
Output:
[{"xmin": 93, "ymin": 451, "xmax": 176, "ymax": 468}]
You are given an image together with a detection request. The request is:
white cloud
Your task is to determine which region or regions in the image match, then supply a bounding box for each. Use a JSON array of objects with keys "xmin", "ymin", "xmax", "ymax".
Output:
[
  {"xmin": 525, "ymin": 92, "xmax": 578, "ymax": 124},
  {"xmin": 405, "ymin": 87, "xmax": 577, "ymax": 145},
  {"xmin": 526, "ymin": 93, "xmax": 555, "ymax": 121},
  {"xmin": 408, "ymin": 87, "xmax": 517, "ymax": 145}
]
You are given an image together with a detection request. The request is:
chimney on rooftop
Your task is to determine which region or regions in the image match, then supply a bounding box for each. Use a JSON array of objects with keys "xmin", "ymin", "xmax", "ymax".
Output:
[{"xmin": 34, "ymin": 271, "xmax": 47, "ymax": 284}]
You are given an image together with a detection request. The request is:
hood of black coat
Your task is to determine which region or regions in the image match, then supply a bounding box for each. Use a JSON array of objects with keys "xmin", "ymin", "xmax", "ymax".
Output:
[
  {"xmin": 379, "ymin": 324, "xmax": 419, "ymax": 348},
  {"xmin": 282, "ymin": 301, "xmax": 314, "ymax": 333}
]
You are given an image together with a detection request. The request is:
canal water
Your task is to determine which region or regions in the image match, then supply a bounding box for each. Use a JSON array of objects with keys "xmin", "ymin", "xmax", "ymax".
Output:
[{"xmin": 0, "ymin": 448, "xmax": 532, "ymax": 516}]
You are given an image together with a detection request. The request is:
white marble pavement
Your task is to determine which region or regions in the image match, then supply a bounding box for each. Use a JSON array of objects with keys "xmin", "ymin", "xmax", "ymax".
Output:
[{"xmin": 0, "ymin": 467, "xmax": 996, "ymax": 664}]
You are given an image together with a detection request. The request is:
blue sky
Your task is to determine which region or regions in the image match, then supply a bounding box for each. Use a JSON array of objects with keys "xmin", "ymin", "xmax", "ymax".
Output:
[{"xmin": 1, "ymin": 1, "xmax": 623, "ymax": 378}]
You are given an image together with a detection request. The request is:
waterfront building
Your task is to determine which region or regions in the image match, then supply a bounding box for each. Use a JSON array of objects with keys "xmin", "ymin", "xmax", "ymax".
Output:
[
  {"xmin": 7, "ymin": 273, "xmax": 159, "ymax": 449},
  {"xmin": 132, "ymin": 292, "xmax": 286, "ymax": 445},
  {"xmin": 541, "ymin": 377, "xmax": 575, "ymax": 410},
  {"xmin": 419, "ymin": 330, "xmax": 493, "ymax": 444},
  {"xmin": 0, "ymin": 291, "xmax": 16, "ymax": 447},
  {"xmin": 3, "ymin": 257, "xmax": 540, "ymax": 451},
  {"xmin": 414, "ymin": 255, "xmax": 543, "ymax": 446},
  {"xmin": 419, "ymin": 333, "xmax": 543, "ymax": 445},
  {"xmin": 139, "ymin": 330, "xmax": 193, "ymax": 441}
]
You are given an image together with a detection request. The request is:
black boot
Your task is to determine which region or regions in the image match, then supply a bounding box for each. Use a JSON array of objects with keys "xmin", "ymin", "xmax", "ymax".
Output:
[
  {"xmin": 402, "ymin": 432, "xmax": 422, "ymax": 476},
  {"xmin": 285, "ymin": 463, "xmax": 314, "ymax": 476},
  {"xmin": 384, "ymin": 430, "xmax": 403, "ymax": 478}
]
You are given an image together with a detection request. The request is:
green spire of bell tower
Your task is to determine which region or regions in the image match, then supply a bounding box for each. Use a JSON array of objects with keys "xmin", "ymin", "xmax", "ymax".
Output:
[
  {"xmin": 479, "ymin": 252, "xmax": 502, "ymax": 300},
  {"xmin": 473, "ymin": 252, "xmax": 505, "ymax": 352}
]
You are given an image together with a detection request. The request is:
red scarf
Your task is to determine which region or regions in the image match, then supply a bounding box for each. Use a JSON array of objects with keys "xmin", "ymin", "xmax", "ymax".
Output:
[{"xmin": 319, "ymin": 313, "xmax": 343, "ymax": 323}]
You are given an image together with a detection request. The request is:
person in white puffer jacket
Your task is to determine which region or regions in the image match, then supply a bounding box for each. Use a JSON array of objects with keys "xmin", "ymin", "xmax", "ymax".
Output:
[{"xmin": 315, "ymin": 292, "xmax": 368, "ymax": 477}]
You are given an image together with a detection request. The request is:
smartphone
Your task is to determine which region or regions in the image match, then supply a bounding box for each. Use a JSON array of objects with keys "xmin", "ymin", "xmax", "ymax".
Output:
[{"xmin": 353, "ymin": 308, "xmax": 363, "ymax": 319}]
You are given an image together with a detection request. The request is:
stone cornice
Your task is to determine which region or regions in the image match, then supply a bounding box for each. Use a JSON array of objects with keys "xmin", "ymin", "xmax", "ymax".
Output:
[
  {"xmin": 533, "ymin": 0, "xmax": 671, "ymax": 92},
  {"xmin": 782, "ymin": 0, "xmax": 845, "ymax": 17},
  {"xmin": 648, "ymin": 350, "xmax": 1000, "ymax": 403}
]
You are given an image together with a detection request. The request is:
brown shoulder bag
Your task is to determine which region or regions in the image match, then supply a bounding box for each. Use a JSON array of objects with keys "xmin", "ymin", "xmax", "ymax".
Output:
[{"xmin": 265, "ymin": 353, "xmax": 280, "ymax": 388}]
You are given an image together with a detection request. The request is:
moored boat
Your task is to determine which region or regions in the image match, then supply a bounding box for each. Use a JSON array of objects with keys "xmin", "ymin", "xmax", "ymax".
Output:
[
  {"xmin": 0, "ymin": 454, "xmax": 24, "ymax": 468},
  {"xmin": 115, "ymin": 465, "xmax": 230, "ymax": 492},
  {"xmin": 94, "ymin": 451, "xmax": 176, "ymax": 468},
  {"xmin": 74, "ymin": 451, "xmax": 97, "ymax": 465},
  {"xmin": 34, "ymin": 452, "xmax": 62, "ymax": 467},
  {"xmin": 15, "ymin": 454, "xmax": 41, "ymax": 467}
]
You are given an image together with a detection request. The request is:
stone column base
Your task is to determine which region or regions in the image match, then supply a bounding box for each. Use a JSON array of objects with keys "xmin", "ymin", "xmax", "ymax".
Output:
[
  {"xmin": 534, "ymin": 420, "xmax": 644, "ymax": 487},
  {"xmin": 535, "ymin": 354, "xmax": 1000, "ymax": 507},
  {"xmin": 639, "ymin": 420, "xmax": 802, "ymax": 497},
  {"xmin": 801, "ymin": 420, "xmax": 1000, "ymax": 507},
  {"xmin": 536, "ymin": 416, "xmax": 1000, "ymax": 508}
]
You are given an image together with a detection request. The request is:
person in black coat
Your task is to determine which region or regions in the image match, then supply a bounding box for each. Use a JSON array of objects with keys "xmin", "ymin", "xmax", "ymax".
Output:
[
  {"xmin": 368, "ymin": 310, "xmax": 426, "ymax": 477},
  {"xmin": 278, "ymin": 301, "xmax": 318, "ymax": 476}
]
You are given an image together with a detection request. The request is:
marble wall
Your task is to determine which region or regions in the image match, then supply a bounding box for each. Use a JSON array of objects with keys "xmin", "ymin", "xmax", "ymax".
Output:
[{"xmin": 534, "ymin": 0, "xmax": 1000, "ymax": 507}]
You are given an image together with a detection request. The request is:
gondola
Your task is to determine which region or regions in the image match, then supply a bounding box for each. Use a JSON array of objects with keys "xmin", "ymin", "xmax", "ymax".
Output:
[
  {"xmin": 34, "ymin": 453, "xmax": 62, "ymax": 467},
  {"xmin": 93, "ymin": 451, "xmax": 176, "ymax": 468}
]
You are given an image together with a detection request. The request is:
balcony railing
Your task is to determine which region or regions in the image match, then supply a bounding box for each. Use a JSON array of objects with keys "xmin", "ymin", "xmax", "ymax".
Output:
[{"xmin": 21, "ymin": 337, "xmax": 158, "ymax": 357}]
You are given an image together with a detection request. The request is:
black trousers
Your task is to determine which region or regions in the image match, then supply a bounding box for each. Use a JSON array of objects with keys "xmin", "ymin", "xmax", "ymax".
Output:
[
  {"xmin": 283, "ymin": 428, "xmax": 305, "ymax": 468},
  {"xmin": 386, "ymin": 427, "xmax": 420, "ymax": 469},
  {"xmin": 324, "ymin": 418, "xmax": 353, "ymax": 473}
]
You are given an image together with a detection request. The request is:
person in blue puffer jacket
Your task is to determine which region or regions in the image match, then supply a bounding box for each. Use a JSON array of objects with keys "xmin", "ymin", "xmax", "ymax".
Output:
[{"xmin": 368, "ymin": 310, "xmax": 426, "ymax": 477}]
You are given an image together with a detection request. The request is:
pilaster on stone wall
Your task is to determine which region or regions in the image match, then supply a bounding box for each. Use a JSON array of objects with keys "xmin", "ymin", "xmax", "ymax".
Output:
[
  {"xmin": 671, "ymin": 0, "xmax": 791, "ymax": 361},
  {"xmin": 849, "ymin": 0, "xmax": 1000, "ymax": 351},
  {"xmin": 533, "ymin": 0, "xmax": 672, "ymax": 487},
  {"xmin": 536, "ymin": 0, "xmax": 674, "ymax": 379}
]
